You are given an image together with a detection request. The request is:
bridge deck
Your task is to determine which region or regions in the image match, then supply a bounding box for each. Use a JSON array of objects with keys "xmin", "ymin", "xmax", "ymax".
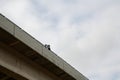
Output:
[{"xmin": 0, "ymin": 13, "xmax": 88, "ymax": 80}]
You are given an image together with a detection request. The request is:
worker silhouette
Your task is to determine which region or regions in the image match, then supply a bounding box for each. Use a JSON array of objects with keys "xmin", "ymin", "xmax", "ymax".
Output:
[{"xmin": 45, "ymin": 44, "xmax": 51, "ymax": 50}]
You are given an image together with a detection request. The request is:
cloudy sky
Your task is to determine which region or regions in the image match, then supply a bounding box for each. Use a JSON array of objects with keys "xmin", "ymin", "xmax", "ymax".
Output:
[{"xmin": 0, "ymin": 0, "xmax": 120, "ymax": 80}]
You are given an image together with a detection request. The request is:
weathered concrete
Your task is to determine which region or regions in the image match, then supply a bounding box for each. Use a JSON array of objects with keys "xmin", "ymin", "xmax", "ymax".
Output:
[
  {"xmin": 0, "ymin": 65, "xmax": 28, "ymax": 80},
  {"xmin": 0, "ymin": 42, "xmax": 61, "ymax": 80}
]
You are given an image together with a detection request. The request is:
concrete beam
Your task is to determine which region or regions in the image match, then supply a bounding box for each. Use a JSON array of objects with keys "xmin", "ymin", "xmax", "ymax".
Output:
[{"xmin": 0, "ymin": 43, "xmax": 61, "ymax": 80}]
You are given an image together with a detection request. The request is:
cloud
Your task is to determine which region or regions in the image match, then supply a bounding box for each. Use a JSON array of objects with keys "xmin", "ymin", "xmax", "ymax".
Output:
[{"xmin": 0, "ymin": 0, "xmax": 120, "ymax": 80}]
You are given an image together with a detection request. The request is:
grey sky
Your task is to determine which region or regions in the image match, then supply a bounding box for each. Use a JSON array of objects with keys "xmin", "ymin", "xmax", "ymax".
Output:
[{"xmin": 0, "ymin": 0, "xmax": 120, "ymax": 80}]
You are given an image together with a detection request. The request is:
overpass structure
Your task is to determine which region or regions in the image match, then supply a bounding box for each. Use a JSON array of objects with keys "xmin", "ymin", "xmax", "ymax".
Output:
[{"xmin": 0, "ymin": 14, "xmax": 88, "ymax": 80}]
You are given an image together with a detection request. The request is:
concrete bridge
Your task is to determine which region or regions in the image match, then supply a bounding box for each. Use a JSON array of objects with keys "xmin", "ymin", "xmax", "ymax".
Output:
[{"xmin": 0, "ymin": 14, "xmax": 88, "ymax": 80}]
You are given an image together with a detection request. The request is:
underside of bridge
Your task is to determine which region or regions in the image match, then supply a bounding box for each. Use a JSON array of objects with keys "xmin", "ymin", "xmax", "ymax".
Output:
[{"xmin": 0, "ymin": 65, "xmax": 27, "ymax": 80}]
